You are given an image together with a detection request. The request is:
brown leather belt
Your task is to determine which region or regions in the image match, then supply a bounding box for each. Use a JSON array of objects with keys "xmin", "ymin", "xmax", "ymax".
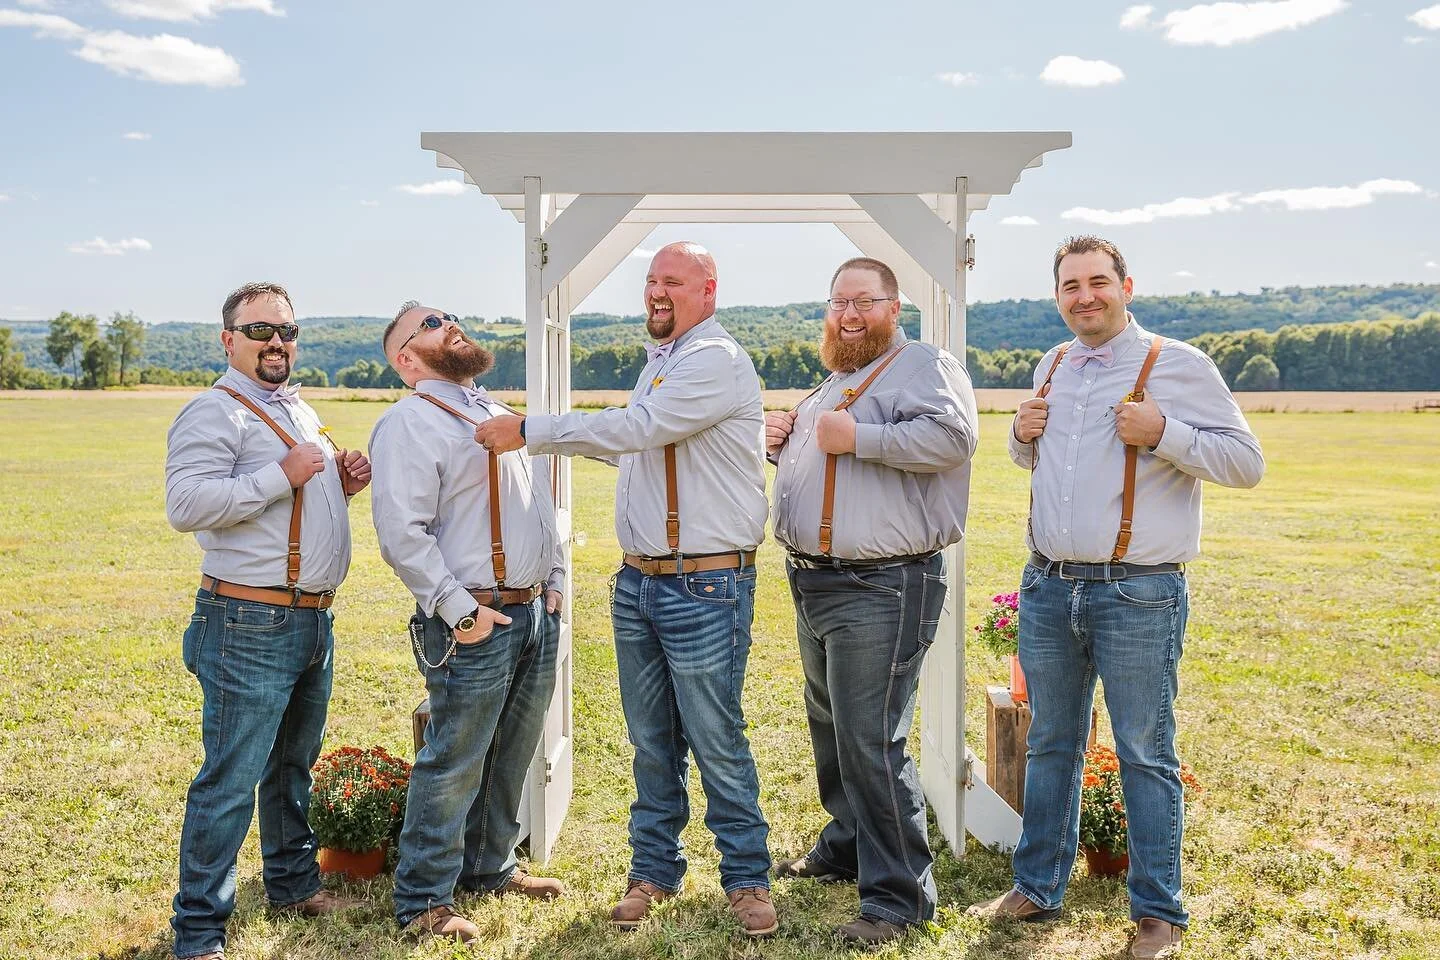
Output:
[
  {"xmin": 623, "ymin": 550, "xmax": 757, "ymax": 576},
  {"xmin": 200, "ymin": 575, "xmax": 335, "ymax": 610},
  {"xmin": 468, "ymin": 583, "xmax": 544, "ymax": 609}
]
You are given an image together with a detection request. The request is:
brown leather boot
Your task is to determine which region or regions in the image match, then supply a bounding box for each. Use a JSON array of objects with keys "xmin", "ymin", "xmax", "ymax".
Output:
[
  {"xmin": 1129, "ymin": 917, "xmax": 1183, "ymax": 958},
  {"xmin": 403, "ymin": 904, "xmax": 479, "ymax": 943},
  {"xmin": 272, "ymin": 888, "xmax": 363, "ymax": 916},
  {"xmin": 727, "ymin": 887, "xmax": 778, "ymax": 937},
  {"xmin": 836, "ymin": 915, "xmax": 910, "ymax": 945},
  {"xmin": 610, "ymin": 879, "xmax": 673, "ymax": 930},
  {"xmin": 965, "ymin": 888, "xmax": 1061, "ymax": 921},
  {"xmin": 773, "ymin": 854, "xmax": 850, "ymax": 883},
  {"xmin": 493, "ymin": 869, "xmax": 565, "ymax": 900}
]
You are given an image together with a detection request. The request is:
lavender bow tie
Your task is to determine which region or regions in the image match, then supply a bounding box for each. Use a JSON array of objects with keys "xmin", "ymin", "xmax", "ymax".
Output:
[
  {"xmin": 269, "ymin": 382, "xmax": 301, "ymax": 405},
  {"xmin": 645, "ymin": 340, "xmax": 675, "ymax": 363},
  {"xmin": 1067, "ymin": 344, "xmax": 1114, "ymax": 369},
  {"xmin": 460, "ymin": 385, "xmax": 490, "ymax": 407}
]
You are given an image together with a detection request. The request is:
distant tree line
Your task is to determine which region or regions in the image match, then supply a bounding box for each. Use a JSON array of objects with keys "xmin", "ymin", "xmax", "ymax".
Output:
[{"xmin": 2, "ymin": 297, "xmax": 1438, "ymax": 393}]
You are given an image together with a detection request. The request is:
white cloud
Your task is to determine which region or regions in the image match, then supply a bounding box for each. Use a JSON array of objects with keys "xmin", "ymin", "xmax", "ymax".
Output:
[
  {"xmin": 1062, "ymin": 178, "xmax": 1423, "ymax": 224},
  {"xmin": 1242, "ymin": 178, "xmax": 1422, "ymax": 211},
  {"xmin": 1174, "ymin": 269, "xmax": 1196, "ymax": 277},
  {"xmin": 1040, "ymin": 55, "xmax": 1125, "ymax": 87},
  {"xmin": 67, "ymin": 236, "xmax": 152, "ymax": 255},
  {"xmin": 1426, "ymin": 261, "xmax": 1439, "ymax": 269},
  {"xmin": 121, "ymin": 131, "xmax": 151, "ymax": 140},
  {"xmin": 0, "ymin": 10, "xmax": 88, "ymax": 39},
  {"xmin": 0, "ymin": 194, "xmax": 10, "ymax": 202},
  {"xmin": 999, "ymin": 215, "xmax": 1039, "ymax": 226},
  {"xmin": 1410, "ymin": 5, "xmax": 1440, "ymax": 29},
  {"xmin": 395, "ymin": 180, "xmax": 467, "ymax": 196},
  {"xmin": 629, "ymin": 247, "xmax": 657, "ymax": 258},
  {"xmin": 1155, "ymin": 0, "xmax": 1347, "ymax": 47},
  {"xmin": 934, "ymin": 71, "xmax": 979, "ymax": 86},
  {"xmin": 104, "ymin": 0, "xmax": 282, "ymax": 22},
  {"xmin": 1121, "ymin": 5, "xmax": 1155, "ymax": 28},
  {"xmin": 1063, "ymin": 192, "xmax": 1240, "ymax": 225},
  {"xmin": 0, "ymin": 11, "xmax": 243, "ymax": 86},
  {"xmin": 359, "ymin": 199, "xmax": 379, "ymax": 207}
]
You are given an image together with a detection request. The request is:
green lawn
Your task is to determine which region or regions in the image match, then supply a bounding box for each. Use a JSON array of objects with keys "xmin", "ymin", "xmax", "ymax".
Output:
[{"xmin": 0, "ymin": 394, "xmax": 1436, "ymax": 960}]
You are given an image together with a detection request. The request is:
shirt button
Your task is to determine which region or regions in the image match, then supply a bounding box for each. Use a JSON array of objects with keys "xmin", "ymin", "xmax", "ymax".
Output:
[
  {"xmin": 1085, "ymin": 378, "xmax": 1093, "ymax": 385},
  {"xmin": 782, "ymin": 493, "xmax": 788, "ymax": 499},
  {"xmin": 1066, "ymin": 465, "xmax": 1073, "ymax": 471},
  {"xmin": 789, "ymin": 458, "xmax": 796, "ymax": 463},
  {"xmin": 1062, "ymin": 528, "xmax": 1069, "ymax": 534},
  {"xmin": 1071, "ymin": 435, "xmax": 1078, "ymax": 440},
  {"xmin": 1063, "ymin": 496, "xmax": 1071, "ymax": 502}
]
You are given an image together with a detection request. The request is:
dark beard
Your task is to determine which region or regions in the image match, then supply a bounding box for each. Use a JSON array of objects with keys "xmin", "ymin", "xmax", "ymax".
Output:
[
  {"xmin": 255, "ymin": 350, "xmax": 290, "ymax": 384},
  {"xmin": 646, "ymin": 314, "xmax": 675, "ymax": 340},
  {"xmin": 820, "ymin": 322, "xmax": 894, "ymax": 373},
  {"xmin": 413, "ymin": 336, "xmax": 495, "ymax": 382}
]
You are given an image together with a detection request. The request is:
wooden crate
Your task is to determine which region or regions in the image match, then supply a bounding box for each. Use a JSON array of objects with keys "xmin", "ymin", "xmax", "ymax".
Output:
[{"xmin": 985, "ymin": 687, "xmax": 1099, "ymax": 815}]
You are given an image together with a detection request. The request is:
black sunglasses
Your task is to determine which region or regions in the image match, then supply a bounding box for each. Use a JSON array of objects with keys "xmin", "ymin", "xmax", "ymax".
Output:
[
  {"xmin": 399, "ymin": 313, "xmax": 456, "ymax": 351},
  {"xmin": 230, "ymin": 321, "xmax": 300, "ymax": 343}
]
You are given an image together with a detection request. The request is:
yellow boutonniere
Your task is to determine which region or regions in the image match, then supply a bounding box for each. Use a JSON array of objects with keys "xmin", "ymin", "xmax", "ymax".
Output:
[{"xmin": 652, "ymin": 377, "xmax": 665, "ymax": 389}]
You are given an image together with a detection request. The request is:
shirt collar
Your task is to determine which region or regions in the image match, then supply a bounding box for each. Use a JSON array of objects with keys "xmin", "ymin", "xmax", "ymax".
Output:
[
  {"xmin": 217, "ymin": 367, "xmax": 294, "ymax": 406},
  {"xmin": 1069, "ymin": 313, "xmax": 1141, "ymax": 361},
  {"xmin": 649, "ymin": 315, "xmax": 718, "ymax": 362}
]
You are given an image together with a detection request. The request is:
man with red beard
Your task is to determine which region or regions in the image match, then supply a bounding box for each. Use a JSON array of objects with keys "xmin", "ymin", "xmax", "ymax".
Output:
[
  {"xmin": 368, "ymin": 304, "xmax": 566, "ymax": 944},
  {"xmin": 765, "ymin": 257, "xmax": 978, "ymax": 945},
  {"xmin": 474, "ymin": 243, "xmax": 776, "ymax": 937}
]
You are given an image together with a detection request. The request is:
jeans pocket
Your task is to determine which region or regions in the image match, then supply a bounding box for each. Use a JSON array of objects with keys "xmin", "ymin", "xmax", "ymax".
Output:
[
  {"xmin": 181, "ymin": 614, "xmax": 207, "ymax": 675},
  {"xmin": 1019, "ymin": 562, "xmax": 1046, "ymax": 592},
  {"xmin": 228, "ymin": 602, "xmax": 290, "ymax": 631},
  {"xmin": 681, "ymin": 571, "xmax": 736, "ymax": 603},
  {"xmin": 1114, "ymin": 573, "xmax": 1182, "ymax": 608},
  {"xmin": 919, "ymin": 572, "xmax": 948, "ymax": 626}
]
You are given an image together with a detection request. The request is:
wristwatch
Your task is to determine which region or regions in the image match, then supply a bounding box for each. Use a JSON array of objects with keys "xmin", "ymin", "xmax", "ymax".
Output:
[{"xmin": 455, "ymin": 610, "xmax": 479, "ymax": 633}]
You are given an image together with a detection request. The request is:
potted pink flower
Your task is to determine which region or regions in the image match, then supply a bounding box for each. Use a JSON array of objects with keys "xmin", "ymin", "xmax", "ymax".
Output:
[{"xmin": 973, "ymin": 591, "xmax": 1026, "ymax": 701}]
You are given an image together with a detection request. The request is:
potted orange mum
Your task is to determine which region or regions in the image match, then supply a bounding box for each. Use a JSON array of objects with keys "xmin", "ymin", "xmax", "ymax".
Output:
[
  {"xmin": 309, "ymin": 745, "xmax": 411, "ymax": 880},
  {"xmin": 1079, "ymin": 744, "xmax": 1202, "ymax": 877}
]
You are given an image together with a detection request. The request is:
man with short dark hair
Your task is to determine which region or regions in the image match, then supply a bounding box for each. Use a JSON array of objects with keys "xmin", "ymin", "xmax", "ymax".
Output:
[
  {"xmin": 765, "ymin": 256, "xmax": 978, "ymax": 945},
  {"xmin": 370, "ymin": 304, "xmax": 566, "ymax": 945},
  {"xmin": 967, "ymin": 236, "xmax": 1264, "ymax": 960},
  {"xmin": 474, "ymin": 242, "xmax": 777, "ymax": 937},
  {"xmin": 166, "ymin": 282, "xmax": 371, "ymax": 960}
]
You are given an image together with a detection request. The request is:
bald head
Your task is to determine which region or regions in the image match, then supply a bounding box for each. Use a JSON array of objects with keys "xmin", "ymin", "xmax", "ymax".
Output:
[{"xmin": 644, "ymin": 241, "xmax": 718, "ymax": 342}]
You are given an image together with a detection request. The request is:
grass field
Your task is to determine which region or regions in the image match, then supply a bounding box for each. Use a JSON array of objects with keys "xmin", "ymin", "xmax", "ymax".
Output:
[{"xmin": 0, "ymin": 394, "xmax": 1436, "ymax": 960}]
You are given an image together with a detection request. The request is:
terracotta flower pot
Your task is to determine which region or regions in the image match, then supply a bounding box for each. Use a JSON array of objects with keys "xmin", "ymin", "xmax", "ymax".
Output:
[
  {"xmin": 317, "ymin": 845, "xmax": 386, "ymax": 880},
  {"xmin": 1008, "ymin": 654, "xmax": 1028, "ymax": 703},
  {"xmin": 1082, "ymin": 845, "xmax": 1129, "ymax": 878}
]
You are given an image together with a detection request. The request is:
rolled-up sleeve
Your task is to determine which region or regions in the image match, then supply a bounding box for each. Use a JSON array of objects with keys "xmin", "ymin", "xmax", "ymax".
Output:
[
  {"xmin": 852, "ymin": 353, "xmax": 979, "ymax": 473},
  {"xmin": 1150, "ymin": 354, "xmax": 1266, "ymax": 489},
  {"xmin": 526, "ymin": 342, "xmax": 738, "ymax": 456},
  {"xmin": 165, "ymin": 397, "xmax": 292, "ymax": 533}
]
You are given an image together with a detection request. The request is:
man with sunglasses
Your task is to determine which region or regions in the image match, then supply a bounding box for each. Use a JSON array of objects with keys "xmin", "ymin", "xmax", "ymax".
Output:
[
  {"xmin": 164, "ymin": 282, "xmax": 371, "ymax": 960},
  {"xmin": 369, "ymin": 304, "xmax": 566, "ymax": 945},
  {"xmin": 763, "ymin": 257, "xmax": 978, "ymax": 945},
  {"xmin": 474, "ymin": 242, "xmax": 776, "ymax": 938}
]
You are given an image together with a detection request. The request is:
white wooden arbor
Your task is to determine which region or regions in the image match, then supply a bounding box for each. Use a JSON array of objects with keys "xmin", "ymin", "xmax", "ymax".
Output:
[{"xmin": 420, "ymin": 131, "xmax": 1072, "ymax": 863}]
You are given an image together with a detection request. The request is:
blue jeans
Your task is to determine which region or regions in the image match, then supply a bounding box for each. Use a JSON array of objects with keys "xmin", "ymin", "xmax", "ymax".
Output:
[
  {"xmin": 171, "ymin": 587, "xmax": 334, "ymax": 959},
  {"xmin": 393, "ymin": 597, "xmax": 558, "ymax": 925},
  {"xmin": 787, "ymin": 554, "xmax": 946, "ymax": 926},
  {"xmin": 1011, "ymin": 562, "xmax": 1190, "ymax": 928},
  {"xmin": 611, "ymin": 562, "xmax": 771, "ymax": 894}
]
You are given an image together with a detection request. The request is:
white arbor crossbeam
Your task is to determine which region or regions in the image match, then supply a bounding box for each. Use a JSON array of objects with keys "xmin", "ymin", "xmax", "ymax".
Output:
[{"xmin": 421, "ymin": 130, "xmax": 1070, "ymax": 862}]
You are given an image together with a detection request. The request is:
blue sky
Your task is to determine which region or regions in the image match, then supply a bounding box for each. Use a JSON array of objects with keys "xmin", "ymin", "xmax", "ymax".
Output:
[{"xmin": 1, "ymin": 0, "xmax": 1436, "ymax": 324}]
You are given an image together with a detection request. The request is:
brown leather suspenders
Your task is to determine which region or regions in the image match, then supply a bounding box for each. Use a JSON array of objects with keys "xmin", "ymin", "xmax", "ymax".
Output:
[
  {"xmin": 1023, "ymin": 336, "xmax": 1165, "ymax": 563},
  {"xmin": 214, "ymin": 386, "xmax": 306, "ymax": 589},
  {"xmin": 414, "ymin": 392, "xmax": 509, "ymax": 586},
  {"xmin": 1111, "ymin": 337, "xmax": 1164, "ymax": 561},
  {"xmin": 815, "ymin": 342, "xmax": 913, "ymax": 555}
]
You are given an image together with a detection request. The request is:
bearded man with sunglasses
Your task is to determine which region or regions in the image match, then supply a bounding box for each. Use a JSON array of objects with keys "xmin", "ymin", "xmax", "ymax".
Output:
[
  {"xmin": 764, "ymin": 257, "xmax": 978, "ymax": 946},
  {"xmin": 369, "ymin": 304, "xmax": 566, "ymax": 945},
  {"xmin": 164, "ymin": 282, "xmax": 371, "ymax": 960}
]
